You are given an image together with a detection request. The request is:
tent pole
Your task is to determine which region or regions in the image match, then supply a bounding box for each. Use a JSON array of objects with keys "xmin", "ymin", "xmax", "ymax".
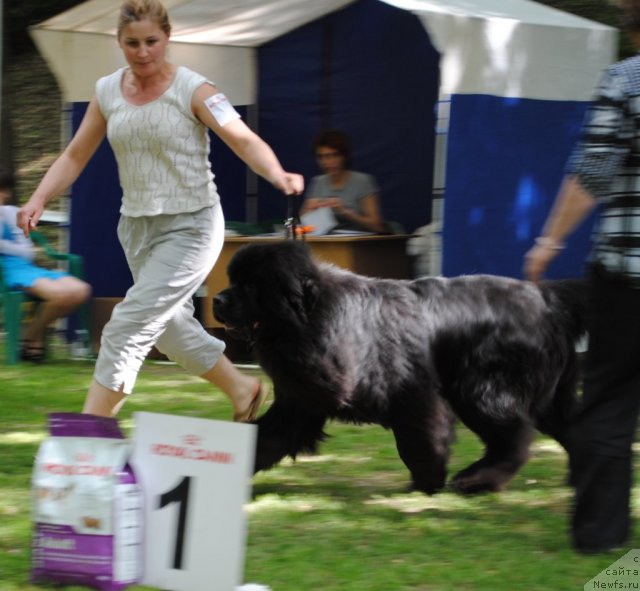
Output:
[
  {"xmin": 245, "ymin": 103, "xmax": 259, "ymax": 224},
  {"xmin": 0, "ymin": 0, "xmax": 4, "ymax": 162},
  {"xmin": 428, "ymin": 93, "xmax": 450, "ymax": 277}
]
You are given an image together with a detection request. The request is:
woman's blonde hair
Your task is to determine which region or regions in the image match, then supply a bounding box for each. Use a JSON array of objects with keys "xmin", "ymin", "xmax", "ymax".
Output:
[{"xmin": 117, "ymin": 0, "xmax": 171, "ymax": 38}]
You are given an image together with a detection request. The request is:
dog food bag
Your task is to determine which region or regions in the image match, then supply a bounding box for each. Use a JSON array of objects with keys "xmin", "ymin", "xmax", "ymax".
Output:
[{"xmin": 31, "ymin": 412, "xmax": 143, "ymax": 591}]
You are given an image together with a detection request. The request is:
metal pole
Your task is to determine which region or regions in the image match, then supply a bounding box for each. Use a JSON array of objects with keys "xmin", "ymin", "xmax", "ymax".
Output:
[{"xmin": 0, "ymin": 0, "xmax": 4, "ymax": 146}]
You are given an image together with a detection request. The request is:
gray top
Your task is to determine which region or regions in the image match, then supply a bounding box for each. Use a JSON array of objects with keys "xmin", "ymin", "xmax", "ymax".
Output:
[{"xmin": 304, "ymin": 171, "xmax": 379, "ymax": 230}]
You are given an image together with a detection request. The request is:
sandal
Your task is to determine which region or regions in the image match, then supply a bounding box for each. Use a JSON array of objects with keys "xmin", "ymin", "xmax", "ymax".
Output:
[
  {"xmin": 21, "ymin": 340, "xmax": 46, "ymax": 364},
  {"xmin": 234, "ymin": 381, "xmax": 270, "ymax": 423}
]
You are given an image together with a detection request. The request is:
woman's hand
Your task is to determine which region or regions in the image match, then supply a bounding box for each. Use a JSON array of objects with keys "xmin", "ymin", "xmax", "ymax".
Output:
[
  {"xmin": 16, "ymin": 199, "xmax": 45, "ymax": 237},
  {"xmin": 272, "ymin": 172, "xmax": 304, "ymax": 196},
  {"xmin": 523, "ymin": 239, "xmax": 563, "ymax": 284},
  {"xmin": 301, "ymin": 198, "xmax": 328, "ymax": 213},
  {"xmin": 325, "ymin": 197, "xmax": 347, "ymax": 214}
]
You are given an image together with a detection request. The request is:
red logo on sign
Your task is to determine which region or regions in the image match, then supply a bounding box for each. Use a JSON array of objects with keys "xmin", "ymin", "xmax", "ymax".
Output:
[{"xmin": 182, "ymin": 434, "xmax": 201, "ymax": 446}]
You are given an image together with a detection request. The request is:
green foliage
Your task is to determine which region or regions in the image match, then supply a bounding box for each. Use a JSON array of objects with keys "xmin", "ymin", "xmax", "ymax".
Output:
[
  {"xmin": 0, "ymin": 340, "xmax": 638, "ymax": 590},
  {"xmin": 533, "ymin": 0, "xmax": 635, "ymax": 57},
  {"xmin": 537, "ymin": 0, "xmax": 621, "ymax": 26},
  {"xmin": 5, "ymin": 0, "xmax": 86, "ymax": 57}
]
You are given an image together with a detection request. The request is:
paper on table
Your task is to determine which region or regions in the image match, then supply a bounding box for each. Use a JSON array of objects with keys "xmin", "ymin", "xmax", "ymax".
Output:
[
  {"xmin": 331, "ymin": 229, "xmax": 373, "ymax": 235},
  {"xmin": 300, "ymin": 207, "xmax": 338, "ymax": 235}
]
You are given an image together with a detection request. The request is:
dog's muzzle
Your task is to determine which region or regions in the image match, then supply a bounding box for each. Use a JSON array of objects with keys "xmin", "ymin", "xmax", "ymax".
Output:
[{"xmin": 212, "ymin": 291, "xmax": 231, "ymax": 325}]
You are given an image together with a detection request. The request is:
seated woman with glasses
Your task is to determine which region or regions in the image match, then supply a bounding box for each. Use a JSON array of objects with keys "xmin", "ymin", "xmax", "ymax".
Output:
[{"xmin": 301, "ymin": 130, "xmax": 387, "ymax": 233}]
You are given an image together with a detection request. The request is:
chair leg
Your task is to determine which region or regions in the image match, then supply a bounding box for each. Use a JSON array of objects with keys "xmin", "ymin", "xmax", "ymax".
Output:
[
  {"xmin": 68, "ymin": 254, "xmax": 93, "ymax": 355},
  {"xmin": 69, "ymin": 304, "xmax": 93, "ymax": 357},
  {"xmin": 80, "ymin": 301, "xmax": 92, "ymax": 351},
  {"xmin": 4, "ymin": 291, "xmax": 25, "ymax": 365}
]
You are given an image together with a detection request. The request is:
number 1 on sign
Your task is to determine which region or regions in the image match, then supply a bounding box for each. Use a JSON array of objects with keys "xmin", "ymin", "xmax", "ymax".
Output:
[{"xmin": 157, "ymin": 475, "xmax": 192, "ymax": 570}]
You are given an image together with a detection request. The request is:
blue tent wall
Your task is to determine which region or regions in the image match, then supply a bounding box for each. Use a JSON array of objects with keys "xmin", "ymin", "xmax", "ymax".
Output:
[
  {"xmin": 67, "ymin": 1, "xmax": 595, "ymax": 295},
  {"xmin": 442, "ymin": 94, "xmax": 596, "ymax": 279},
  {"xmin": 256, "ymin": 0, "xmax": 440, "ymax": 232},
  {"xmin": 69, "ymin": 104, "xmax": 129, "ymax": 297},
  {"xmin": 69, "ymin": 0, "xmax": 440, "ymax": 298},
  {"xmin": 68, "ymin": 103, "xmax": 248, "ymax": 297}
]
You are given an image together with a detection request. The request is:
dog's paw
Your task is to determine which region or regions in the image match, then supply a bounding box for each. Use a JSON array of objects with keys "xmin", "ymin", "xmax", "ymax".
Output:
[
  {"xmin": 409, "ymin": 476, "xmax": 446, "ymax": 496},
  {"xmin": 450, "ymin": 466, "xmax": 509, "ymax": 495},
  {"xmin": 449, "ymin": 476, "xmax": 503, "ymax": 495}
]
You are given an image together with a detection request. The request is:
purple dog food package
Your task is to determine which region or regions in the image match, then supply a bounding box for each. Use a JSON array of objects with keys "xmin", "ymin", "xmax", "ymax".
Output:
[{"xmin": 31, "ymin": 413, "xmax": 143, "ymax": 591}]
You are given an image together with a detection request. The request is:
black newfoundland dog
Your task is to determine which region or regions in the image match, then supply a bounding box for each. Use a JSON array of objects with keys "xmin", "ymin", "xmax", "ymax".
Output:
[{"xmin": 213, "ymin": 241, "xmax": 587, "ymax": 495}]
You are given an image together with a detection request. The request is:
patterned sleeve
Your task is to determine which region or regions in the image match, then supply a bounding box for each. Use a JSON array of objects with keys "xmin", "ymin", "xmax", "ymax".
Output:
[{"xmin": 566, "ymin": 67, "xmax": 633, "ymax": 201}]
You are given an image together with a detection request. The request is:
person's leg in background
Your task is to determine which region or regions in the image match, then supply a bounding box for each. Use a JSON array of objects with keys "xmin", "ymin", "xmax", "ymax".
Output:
[
  {"xmin": 22, "ymin": 275, "xmax": 91, "ymax": 360},
  {"xmin": 570, "ymin": 269, "xmax": 640, "ymax": 553}
]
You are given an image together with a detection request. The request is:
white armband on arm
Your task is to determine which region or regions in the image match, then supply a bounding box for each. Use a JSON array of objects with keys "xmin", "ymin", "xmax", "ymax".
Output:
[{"xmin": 203, "ymin": 93, "xmax": 241, "ymax": 127}]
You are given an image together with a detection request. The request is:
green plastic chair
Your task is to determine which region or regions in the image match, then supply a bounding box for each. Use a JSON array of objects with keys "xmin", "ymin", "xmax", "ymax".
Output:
[{"xmin": 0, "ymin": 230, "xmax": 91, "ymax": 364}]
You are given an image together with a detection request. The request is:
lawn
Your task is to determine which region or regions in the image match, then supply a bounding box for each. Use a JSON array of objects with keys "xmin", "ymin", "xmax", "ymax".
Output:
[{"xmin": 1, "ymin": 339, "xmax": 638, "ymax": 591}]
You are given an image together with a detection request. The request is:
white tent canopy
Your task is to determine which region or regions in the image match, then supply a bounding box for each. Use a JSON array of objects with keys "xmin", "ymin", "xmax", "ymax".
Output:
[
  {"xmin": 30, "ymin": 0, "xmax": 620, "ymax": 285},
  {"xmin": 31, "ymin": 0, "xmax": 617, "ymax": 105}
]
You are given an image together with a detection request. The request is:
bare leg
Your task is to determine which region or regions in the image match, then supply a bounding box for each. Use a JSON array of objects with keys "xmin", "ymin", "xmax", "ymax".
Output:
[
  {"xmin": 200, "ymin": 355, "xmax": 265, "ymax": 420},
  {"xmin": 83, "ymin": 358, "xmax": 264, "ymax": 420},
  {"xmin": 24, "ymin": 276, "xmax": 91, "ymax": 346},
  {"xmin": 24, "ymin": 302, "xmax": 78, "ymax": 343},
  {"xmin": 82, "ymin": 379, "xmax": 126, "ymax": 417}
]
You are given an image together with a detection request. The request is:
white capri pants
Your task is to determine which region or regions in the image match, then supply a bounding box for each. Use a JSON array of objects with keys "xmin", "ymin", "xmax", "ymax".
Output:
[{"xmin": 94, "ymin": 203, "xmax": 226, "ymax": 394}]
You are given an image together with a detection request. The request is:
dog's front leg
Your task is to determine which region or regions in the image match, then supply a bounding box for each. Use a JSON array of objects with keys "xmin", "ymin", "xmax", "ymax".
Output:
[
  {"xmin": 253, "ymin": 401, "xmax": 328, "ymax": 473},
  {"xmin": 390, "ymin": 395, "xmax": 455, "ymax": 495}
]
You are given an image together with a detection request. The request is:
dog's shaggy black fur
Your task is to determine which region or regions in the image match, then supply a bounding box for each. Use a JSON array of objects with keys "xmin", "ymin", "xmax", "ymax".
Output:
[{"xmin": 213, "ymin": 241, "xmax": 587, "ymax": 495}]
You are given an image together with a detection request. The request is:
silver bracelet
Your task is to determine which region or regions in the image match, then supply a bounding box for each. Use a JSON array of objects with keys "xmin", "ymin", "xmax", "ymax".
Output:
[{"xmin": 535, "ymin": 236, "xmax": 565, "ymax": 251}]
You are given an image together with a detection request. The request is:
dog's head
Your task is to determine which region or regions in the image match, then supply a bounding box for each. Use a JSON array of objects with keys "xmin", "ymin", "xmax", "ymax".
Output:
[{"xmin": 213, "ymin": 241, "xmax": 321, "ymax": 340}]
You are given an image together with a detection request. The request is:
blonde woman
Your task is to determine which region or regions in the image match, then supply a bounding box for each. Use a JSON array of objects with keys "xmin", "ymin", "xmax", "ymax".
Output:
[{"xmin": 18, "ymin": 0, "xmax": 303, "ymax": 419}]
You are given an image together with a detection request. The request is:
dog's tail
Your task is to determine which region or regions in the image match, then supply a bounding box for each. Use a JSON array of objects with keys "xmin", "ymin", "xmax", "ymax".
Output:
[
  {"xmin": 539, "ymin": 278, "xmax": 589, "ymax": 345},
  {"xmin": 535, "ymin": 279, "xmax": 589, "ymax": 450}
]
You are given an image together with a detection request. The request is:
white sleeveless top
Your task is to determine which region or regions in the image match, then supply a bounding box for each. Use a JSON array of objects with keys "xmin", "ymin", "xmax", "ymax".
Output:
[{"xmin": 96, "ymin": 66, "xmax": 221, "ymax": 217}]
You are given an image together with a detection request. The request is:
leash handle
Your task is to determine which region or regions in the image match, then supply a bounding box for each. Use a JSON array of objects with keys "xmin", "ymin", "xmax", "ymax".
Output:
[{"xmin": 284, "ymin": 195, "xmax": 301, "ymax": 240}]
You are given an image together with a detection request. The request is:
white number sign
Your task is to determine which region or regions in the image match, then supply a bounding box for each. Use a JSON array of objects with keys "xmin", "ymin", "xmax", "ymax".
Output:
[{"xmin": 130, "ymin": 412, "xmax": 256, "ymax": 591}]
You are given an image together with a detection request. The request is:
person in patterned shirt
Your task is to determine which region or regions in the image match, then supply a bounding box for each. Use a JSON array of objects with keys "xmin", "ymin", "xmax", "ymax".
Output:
[{"xmin": 524, "ymin": 0, "xmax": 640, "ymax": 554}]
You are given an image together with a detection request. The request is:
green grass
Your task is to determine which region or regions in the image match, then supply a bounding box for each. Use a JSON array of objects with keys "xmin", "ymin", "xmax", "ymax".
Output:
[{"xmin": 1, "ymin": 338, "xmax": 638, "ymax": 591}]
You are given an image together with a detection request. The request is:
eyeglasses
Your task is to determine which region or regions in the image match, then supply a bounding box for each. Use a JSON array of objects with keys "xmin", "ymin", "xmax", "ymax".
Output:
[{"xmin": 315, "ymin": 151, "xmax": 342, "ymax": 160}]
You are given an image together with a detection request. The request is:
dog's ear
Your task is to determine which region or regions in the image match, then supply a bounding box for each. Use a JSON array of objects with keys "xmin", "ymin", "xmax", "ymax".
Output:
[
  {"xmin": 275, "ymin": 272, "xmax": 313, "ymax": 328},
  {"xmin": 232, "ymin": 241, "xmax": 321, "ymax": 332},
  {"xmin": 262, "ymin": 269, "xmax": 320, "ymax": 331},
  {"xmin": 302, "ymin": 275, "xmax": 320, "ymax": 311}
]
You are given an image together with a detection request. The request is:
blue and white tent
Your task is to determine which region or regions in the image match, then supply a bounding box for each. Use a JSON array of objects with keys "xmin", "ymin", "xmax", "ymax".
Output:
[{"xmin": 31, "ymin": 0, "xmax": 617, "ymax": 296}]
